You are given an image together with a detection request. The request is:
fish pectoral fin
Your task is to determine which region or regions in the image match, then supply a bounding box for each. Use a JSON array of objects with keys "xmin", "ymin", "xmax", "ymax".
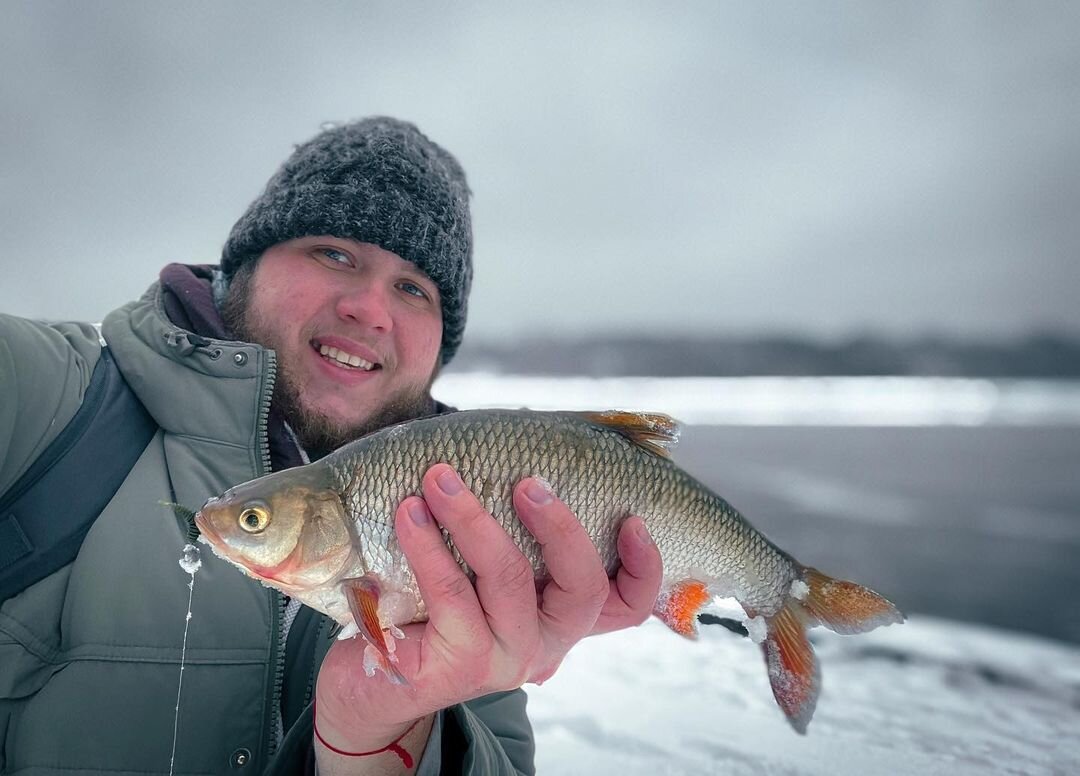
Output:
[
  {"xmin": 578, "ymin": 410, "xmax": 680, "ymax": 459},
  {"xmin": 341, "ymin": 575, "xmax": 409, "ymax": 686},
  {"xmin": 762, "ymin": 600, "xmax": 820, "ymax": 735},
  {"xmin": 653, "ymin": 579, "xmax": 711, "ymax": 638}
]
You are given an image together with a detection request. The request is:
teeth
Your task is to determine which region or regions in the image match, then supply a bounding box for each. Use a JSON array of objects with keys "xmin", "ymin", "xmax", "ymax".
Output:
[{"xmin": 318, "ymin": 343, "xmax": 374, "ymax": 370}]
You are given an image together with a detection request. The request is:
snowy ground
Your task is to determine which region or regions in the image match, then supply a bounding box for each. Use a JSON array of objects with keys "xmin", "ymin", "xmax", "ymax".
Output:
[
  {"xmin": 524, "ymin": 616, "xmax": 1080, "ymax": 775},
  {"xmin": 439, "ymin": 374, "xmax": 1080, "ymax": 772}
]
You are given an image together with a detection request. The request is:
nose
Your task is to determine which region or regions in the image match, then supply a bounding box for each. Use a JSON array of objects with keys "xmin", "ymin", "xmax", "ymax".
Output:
[{"xmin": 335, "ymin": 281, "xmax": 393, "ymax": 332}]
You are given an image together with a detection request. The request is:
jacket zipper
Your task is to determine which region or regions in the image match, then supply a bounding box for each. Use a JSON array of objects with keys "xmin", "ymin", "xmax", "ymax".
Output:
[
  {"xmin": 303, "ymin": 615, "xmax": 337, "ymax": 711},
  {"xmin": 261, "ymin": 591, "xmax": 288, "ymax": 761},
  {"xmin": 255, "ymin": 351, "xmax": 277, "ymax": 477},
  {"xmin": 254, "ymin": 351, "xmax": 288, "ymax": 764}
]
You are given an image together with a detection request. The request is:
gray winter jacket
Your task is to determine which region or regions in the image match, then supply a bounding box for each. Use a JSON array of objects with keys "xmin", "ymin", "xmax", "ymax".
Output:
[{"xmin": 0, "ymin": 284, "xmax": 534, "ymax": 774}]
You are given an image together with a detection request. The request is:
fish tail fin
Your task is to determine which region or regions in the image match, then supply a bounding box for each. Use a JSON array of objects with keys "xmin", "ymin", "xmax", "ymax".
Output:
[
  {"xmin": 760, "ymin": 566, "xmax": 904, "ymax": 733},
  {"xmin": 761, "ymin": 598, "xmax": 819, "ymax": 735},
  {"xmin": 760, "ymin": 565, "xmax": 902, "ymax": 729},
  {"xmin": 799, "ymin": 566, "xmax": 906, "ymax": 635}
]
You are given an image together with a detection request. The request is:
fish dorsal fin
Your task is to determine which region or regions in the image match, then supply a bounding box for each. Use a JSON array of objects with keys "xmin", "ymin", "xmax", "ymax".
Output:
[{"xmin": 577, "ymin": 410, "xmax": 681, "ymax": 459}]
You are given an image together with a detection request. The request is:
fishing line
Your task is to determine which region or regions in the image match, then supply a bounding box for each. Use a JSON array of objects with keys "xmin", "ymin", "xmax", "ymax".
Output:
[{"xmin": 169, "ymin": 543, "xmax": 202, "ymax": 776}]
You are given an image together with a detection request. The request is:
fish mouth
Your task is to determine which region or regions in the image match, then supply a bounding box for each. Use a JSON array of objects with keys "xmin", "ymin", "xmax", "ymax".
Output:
[
  {"xmin": 310, "ymin": 338, "xmax": 382, "ymax": 372},
  {"xmin": 192, "ymin": 510, "xmax": 216, "ymax": 545}
]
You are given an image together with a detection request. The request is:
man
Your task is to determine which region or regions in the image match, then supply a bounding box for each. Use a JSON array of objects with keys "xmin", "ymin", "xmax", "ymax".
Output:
[{"xmin": 0, "ymin": 117, "xmax": 663, "ymax": 774}]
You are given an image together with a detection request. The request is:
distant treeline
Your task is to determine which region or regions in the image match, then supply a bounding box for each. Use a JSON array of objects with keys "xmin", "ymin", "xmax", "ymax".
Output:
[{"xmin": 449, "ymin": 333, "xmax": 1080, "ymax": 378}]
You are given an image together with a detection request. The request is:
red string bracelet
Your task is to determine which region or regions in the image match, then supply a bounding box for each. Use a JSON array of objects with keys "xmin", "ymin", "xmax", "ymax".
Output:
[{"xmin": 312, "ymin": 699, "xmax": 420, "ymax": 768}]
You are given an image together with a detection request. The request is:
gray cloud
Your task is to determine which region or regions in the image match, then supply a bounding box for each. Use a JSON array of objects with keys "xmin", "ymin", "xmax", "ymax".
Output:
[{"xmin": 2, "ymin": 1, "xmax": 1077, "ymax": 340}]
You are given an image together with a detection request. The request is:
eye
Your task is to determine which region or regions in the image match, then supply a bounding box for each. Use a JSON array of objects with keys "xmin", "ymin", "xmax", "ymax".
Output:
[
  {"xmin": 398, "ymin": 280, "xmax": 431, "ymax": 301},
  {"xmin": 314, "ymin": 247, "xmax": 353, "ymax": 268},
  {"xmin": 238, "ymin": 507, "xmax": 270, "ymax": 533}
]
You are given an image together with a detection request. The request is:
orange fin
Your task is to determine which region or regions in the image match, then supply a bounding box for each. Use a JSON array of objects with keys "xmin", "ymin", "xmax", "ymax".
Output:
[
  {"xmin": 762, "ymin": 600, "xmax": 819, "ymax": 735},
  {"xmin": 653, "ymin": 580, "xmax": 711, "ymax": 638},
  {"xmin": 342, "ymin": 575, "xmax": 408, "ymax": 685},
  {"xmin": 801, "ymin": 567, "xmax": 905, "ymax": 635},
  {"xmin": 579, "ymin": 410, "xmax": 680, "ymax": 459},
  {"xmin": 362, "ymin": 642, "xmax": 405, "ymax": 684}
]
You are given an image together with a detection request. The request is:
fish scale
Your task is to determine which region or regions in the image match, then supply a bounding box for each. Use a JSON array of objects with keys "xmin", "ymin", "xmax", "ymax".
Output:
[
  {"xmin": 195, "ymin": 408, "xmax": 904, "ymax": 733},
  {"xmin": 328, "ymin": 411, "xmax": 795, "ymax": 616}
]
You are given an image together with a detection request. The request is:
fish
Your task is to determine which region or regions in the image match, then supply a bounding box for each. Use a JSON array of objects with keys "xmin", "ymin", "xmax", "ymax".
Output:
[{"xmin": 194, "ymin": 408, "xmax": 903, "ymax": 733}]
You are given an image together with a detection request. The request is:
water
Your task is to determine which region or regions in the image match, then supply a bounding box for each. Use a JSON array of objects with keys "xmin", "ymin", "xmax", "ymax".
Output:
[{"xmin": 169, "ymin": 544, "xmax": 201, "ymax": 776}]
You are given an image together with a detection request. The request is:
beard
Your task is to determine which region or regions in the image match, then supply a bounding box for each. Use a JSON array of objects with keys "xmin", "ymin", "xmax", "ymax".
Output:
[{"xmin": 221, "ymin": 264, "xmax": 437, "ymax": 457}]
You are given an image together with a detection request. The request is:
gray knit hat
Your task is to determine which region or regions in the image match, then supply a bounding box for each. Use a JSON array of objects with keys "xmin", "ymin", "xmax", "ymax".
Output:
[{"xmin": 221, "ymin": 117, "xmax": 473, "ymax": 365}]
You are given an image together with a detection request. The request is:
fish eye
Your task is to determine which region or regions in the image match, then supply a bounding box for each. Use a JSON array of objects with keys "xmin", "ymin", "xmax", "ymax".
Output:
[{"xmin": 238, "ymin": 507, "xmax": 270, "ymax": 533}]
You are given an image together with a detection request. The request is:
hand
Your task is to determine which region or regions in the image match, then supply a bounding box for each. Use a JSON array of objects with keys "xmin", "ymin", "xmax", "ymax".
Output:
[{"xmin": 313, "ymin": 463, "xmax": 663, "ymax": 767}]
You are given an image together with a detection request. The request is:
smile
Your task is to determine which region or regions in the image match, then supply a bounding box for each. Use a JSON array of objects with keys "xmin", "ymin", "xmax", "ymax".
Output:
[{"xmin": 312, "ymin": 341, "xmax": 379, "ymax": 372}]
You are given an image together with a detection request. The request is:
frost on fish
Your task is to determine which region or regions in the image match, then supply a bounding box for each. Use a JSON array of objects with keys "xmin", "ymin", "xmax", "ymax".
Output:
[
  {"xmin": 653, "ymin": 580, "xmax": 712, "ymax": 637},
  {"xmin": 790, "ymin": 578, "xmax": 809, "ymax": 601},
  {"xmin": 744, "ymin": 615, "xmax": 769, "ymax": 644}
]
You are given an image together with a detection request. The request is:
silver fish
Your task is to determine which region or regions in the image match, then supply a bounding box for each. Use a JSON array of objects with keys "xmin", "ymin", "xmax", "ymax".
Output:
[{"xmin": 195, "ymin": 409, "xmax": 903, "ymax": 732}]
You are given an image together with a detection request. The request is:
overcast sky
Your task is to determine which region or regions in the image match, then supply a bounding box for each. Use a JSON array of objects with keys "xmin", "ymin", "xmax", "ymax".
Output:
[{"xmin": 2, "ymin": 1, "xmax": 1077, "ymax": 342}]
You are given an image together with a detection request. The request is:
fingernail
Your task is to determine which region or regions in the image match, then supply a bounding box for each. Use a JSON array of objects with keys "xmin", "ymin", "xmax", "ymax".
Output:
[
  {"xmin": 436, "ymin": 469, "xmax": 462, "ymax": 495},
  {"xmin": 408, "ymin": 501, "xmax": 431, "ymax": 526},
  {"xmin": 524, "ymin": 478, "xmax": 552, "ymax": 505},
  {"xmin": 634, "ymin": 519, "xmax": 654, "ymax": 546}
]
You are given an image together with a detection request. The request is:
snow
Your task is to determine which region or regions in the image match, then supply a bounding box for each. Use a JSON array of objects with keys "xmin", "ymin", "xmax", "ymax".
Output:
[{"xmin": 525, "ymin": 616, "xmax": 1080, "ymax": 774}]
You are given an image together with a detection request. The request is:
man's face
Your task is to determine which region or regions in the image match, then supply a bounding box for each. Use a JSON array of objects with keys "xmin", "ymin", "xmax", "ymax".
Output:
[{"xmin": 223, "ymin": 236, "xmax": 443, "ymax": 454}]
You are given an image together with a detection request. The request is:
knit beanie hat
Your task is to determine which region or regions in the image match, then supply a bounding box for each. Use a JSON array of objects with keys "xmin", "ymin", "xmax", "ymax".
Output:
[{"xmin": 221, "ymin": 117, "xmax": 473, "ymax": 365}]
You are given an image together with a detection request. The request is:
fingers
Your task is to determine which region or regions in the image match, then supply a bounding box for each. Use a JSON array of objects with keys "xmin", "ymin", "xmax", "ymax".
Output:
[
  {"xmin": 512, "ymin": 478, "xmax": 610, "ymax": 647},
  {"xmin": 395, "ymin": 465, "xmax": 661, "ymax": 695},
  {"xmin": 591, "ymin": 516, "xmax": 664, "ymax": 635},
  {"xmin": 412, "ymin": 465, "xmax": 540, "ymax": 651},
  {"xmin": 394, "ymin": 495, "xmax": 487, "ymax": 649}
]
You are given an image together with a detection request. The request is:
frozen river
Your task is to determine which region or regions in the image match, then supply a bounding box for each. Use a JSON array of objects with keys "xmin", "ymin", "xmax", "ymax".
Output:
[{"xmin": 675, "ymin": 423, "xmax": 1080, "ymax": 645}]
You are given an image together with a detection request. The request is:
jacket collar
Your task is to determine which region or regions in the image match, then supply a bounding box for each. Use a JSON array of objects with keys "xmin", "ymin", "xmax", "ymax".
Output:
[
  {"xmin": 156, "ymin": 262, "xmax": 305, "ymax": 472},
  {"xmin": 159, "ymin": 263, "xmax": 230, "ymax": 341}
]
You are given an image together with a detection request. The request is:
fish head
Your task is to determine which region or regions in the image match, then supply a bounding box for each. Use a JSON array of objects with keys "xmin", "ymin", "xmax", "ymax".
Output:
[{"xmin": 195, "ymin": 470, "xmax": 354, "ymax": 593}]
